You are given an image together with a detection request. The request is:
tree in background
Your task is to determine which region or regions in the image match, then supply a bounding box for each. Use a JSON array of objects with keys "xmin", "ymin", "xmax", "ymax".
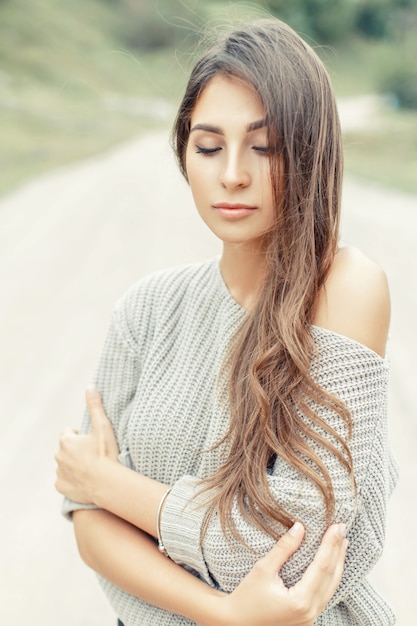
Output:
[
  {"xmin": 102, "ymin": 0, "xmax": 206, "ymax": 50},
  {"xmin": 264, "ymin": 0, "xmax": 356, "ymax": 42},
  {"xmin": 100, "ymin": 0, "xmax": 417, "ymax": 109},
  {"xmin": 264, "ymin": 0, "xmax": 417, "ymax": 41},
  {"xmin": 264, "ymin": 0, "xmax": 417, "ymax": 107},
  {"xmin": 353, "ymin": 0, "xmax": 417, "ymax": 38},
  {"xmin": 359, "ymin": 0, "xmax": 417, "ymax": 108}
]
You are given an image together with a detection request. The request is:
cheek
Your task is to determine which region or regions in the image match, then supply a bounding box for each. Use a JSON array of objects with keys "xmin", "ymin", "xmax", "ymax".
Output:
[
  {"xmin": 185, "ymin": 145, "xmax": 196, "ymax": 183},
  {"xmin": 185, "ymin": 164, "xmax": 205, "ymax": 209},
  {"xmin": 185, "ymin": 151, "xmax": 212, "ymax": 200},
  {"xmin": 266, "ymin": 158, "xmax": 284, "ymax": 202},
  {"xmin": 257, "ymin": 163, "xmax": 273, "ymax": 202},
  {"xmin": 185, "ymin": 158, "xmax": 201, "ymax": 194}
]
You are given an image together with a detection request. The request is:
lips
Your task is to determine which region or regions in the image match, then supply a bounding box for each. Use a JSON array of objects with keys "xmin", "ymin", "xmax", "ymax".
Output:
[
  {"xmin": 212, "ymin": 202, "xmax": 257, "ymax": 219},
  {"xmin": 212, "ymin": 203, "xmax": 256, "ymax": 210}
]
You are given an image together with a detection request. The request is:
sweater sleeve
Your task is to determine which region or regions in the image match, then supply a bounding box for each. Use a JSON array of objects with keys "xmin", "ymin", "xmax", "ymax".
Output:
[
  {"xmin": 160, "ymin": 330, "xmax": 398, "ymax": 610},
  {"xmin": 62, "ymin": 279, "xmax": 153, "ymax": 518}
]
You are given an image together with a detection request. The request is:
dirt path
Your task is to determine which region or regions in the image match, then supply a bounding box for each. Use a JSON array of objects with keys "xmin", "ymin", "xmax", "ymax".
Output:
[{"xmin": 0, "ymin": 127, "xmax": 415, "ymax": 625}]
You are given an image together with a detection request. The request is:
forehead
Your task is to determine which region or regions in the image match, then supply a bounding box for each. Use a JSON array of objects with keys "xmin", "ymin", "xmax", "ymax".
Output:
[{"xmin": 191, "ymin": 75, "xmax": 265, "ymax": 126}]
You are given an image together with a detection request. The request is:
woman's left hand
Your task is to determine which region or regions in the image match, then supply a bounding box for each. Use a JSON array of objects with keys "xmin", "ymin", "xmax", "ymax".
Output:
[{"xmin": 55, "ymin": 386, "xmax": 119, "ymax": 503}]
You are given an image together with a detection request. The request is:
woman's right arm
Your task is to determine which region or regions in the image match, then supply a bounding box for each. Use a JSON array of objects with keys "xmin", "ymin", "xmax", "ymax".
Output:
[
  {"xmin": 72, "ymin": 509, "xmax": 225, "ymax": 625},
  {"xmin": 64, "ymin": 280, "xmax": 346, "ymax": 624},
  {"xmin": 73, "ymin": 508, "xmax": 347, "ymax": 626}
]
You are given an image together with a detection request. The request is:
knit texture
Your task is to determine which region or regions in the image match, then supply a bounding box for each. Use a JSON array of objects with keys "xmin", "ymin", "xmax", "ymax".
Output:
[{"xmin": 63, "ymin": 258, "xmax": 398, "ymax": 625}]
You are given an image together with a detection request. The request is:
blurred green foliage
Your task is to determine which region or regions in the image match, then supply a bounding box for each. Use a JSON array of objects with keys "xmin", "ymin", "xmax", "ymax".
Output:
[
  {"xmin": 0, "ymin": 0, "xmax": 199, "ymax": 194},
  {"xmin": 382, "ymin": 66, "xmax": 417, "ymax": 109},
  {"xmin": 264, "ymin": 0, "xmax": 417, "ymax": 41},
  {"xmin": 263, "ymin": 0, "xmax": 417, "ymax": 109},
  {"xmin": 343, "ymin": 107, "xmax": 417, "ymax": 192},
  {"xmin": 99, "ymin": 0, "xmax": 207, "ymax": 50},
  {"xmin": 0, "ymin": 0, "xmax": 415, "ymax": 194},
  {"xmin": 264, "ymin": 0, "xmax": 356, "ymax": 42}
]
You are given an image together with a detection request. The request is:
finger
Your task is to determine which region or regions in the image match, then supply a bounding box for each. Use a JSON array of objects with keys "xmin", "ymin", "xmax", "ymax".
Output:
[
  {"xmin": 332, "ymin": 537, "xmax": 348, "ymax": 587},
  {"xmin": 60, "ymin": 426, "xmax": 77, "ymax": 438},
  {"xmin": 311, "ymin": 523, "xmax": 346, "ymax": 577},
  {"xmin": 258, "ymin": 522, "xmax": 305, "ymax": 572},
  {"xmin": 297, "ymin": 523, "xmax": 347, "ymax": 599},
  {"xmin": 57, "ymin": 428, "xmax": 79, "ymax": 453},
  {"xmin": 85, "ymin": 385, "xmax": 108, "ymax": 432},
  {"xmin": 85, "ymin": 385, "xmax": 119, "ymax": 457}
]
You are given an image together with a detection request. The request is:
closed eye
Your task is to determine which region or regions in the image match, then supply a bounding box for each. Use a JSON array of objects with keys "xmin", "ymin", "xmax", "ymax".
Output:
[
  {"xmin": 253, "ymin": 146, "xmax": 270, "ymax": 154},
  {"xmin": 195, "ymin": 145, "xmax": 221, "ymax": 155}
]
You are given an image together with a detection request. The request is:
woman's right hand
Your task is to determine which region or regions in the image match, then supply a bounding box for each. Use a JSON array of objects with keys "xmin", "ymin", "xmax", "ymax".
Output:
[{"xmin": 218, "ymin": 521, "xmax": 347, "ymax": 626}]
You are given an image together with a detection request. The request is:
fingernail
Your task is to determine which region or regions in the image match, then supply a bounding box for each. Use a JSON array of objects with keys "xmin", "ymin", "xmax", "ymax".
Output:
[
  {"xmin": 86, "ymin": 385, "xmax": 98, "ymax": 397},
  {"xmin": 289, "ymin": 521, "xmax": 303, "ymax": 536},
  {"xmin": 336, "ymin": 523, "xmax": 346, "ymax": 538}
]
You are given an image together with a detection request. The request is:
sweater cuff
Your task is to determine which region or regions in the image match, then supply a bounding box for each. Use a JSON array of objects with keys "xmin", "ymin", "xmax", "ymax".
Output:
[
  {"xmin": 61, "ymin": 449, "xmax": 134, "ymax": 520},
  {"xmin": 160, "ymin": 475, "xmax": 216, "ymax": 586},
  {"xmin": 61, "ymin": 498, "xmax": 99, "ymax": 520}
]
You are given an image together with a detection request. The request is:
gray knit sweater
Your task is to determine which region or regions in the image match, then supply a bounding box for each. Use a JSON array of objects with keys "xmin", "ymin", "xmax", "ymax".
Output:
[{"xmin": 63, "ymin": 258, "xmax": 398, "ymax": 625}]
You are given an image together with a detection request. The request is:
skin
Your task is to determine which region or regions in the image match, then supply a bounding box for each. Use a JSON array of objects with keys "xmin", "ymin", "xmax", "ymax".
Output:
[
  {"xmin": 57, "ymin": 389, "xmax": 347, "ymax": 626},
  {"xmin": 186, "ymin": 76, "xmax": 276, "ymax": 246},
  {"xmin": 186, "ymin": 75, "xmax": 278, "ymax": 310},
  {"xmin": 55, "ymin": 75, "xmax": 390, "ymax": 625}
]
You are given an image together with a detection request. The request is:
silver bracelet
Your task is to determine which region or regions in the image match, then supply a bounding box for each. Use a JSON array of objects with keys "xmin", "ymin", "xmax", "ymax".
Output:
[{"xmin": 156, "ymin": 488, "xmax": 172, "ymax": 557}]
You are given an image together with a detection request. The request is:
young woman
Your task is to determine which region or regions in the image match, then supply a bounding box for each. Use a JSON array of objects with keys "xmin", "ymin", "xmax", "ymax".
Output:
[{"xmin": 55, "ymin": 18, "xmax": 397, "ymax": 626}]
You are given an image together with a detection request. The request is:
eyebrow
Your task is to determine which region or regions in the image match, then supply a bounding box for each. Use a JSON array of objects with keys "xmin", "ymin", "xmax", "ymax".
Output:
[{"xmin": 190, "ymin": 119, "xmax": 267, "ymax": 135}]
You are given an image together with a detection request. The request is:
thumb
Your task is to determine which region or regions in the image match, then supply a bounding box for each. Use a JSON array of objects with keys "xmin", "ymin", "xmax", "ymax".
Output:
[
  {"xmin": 85, "ymin": 385, "xmax": 107, "ymax": 432},
  {"xmin": 85, "ymin": 385, "xmax": 119, "ymax": 458},
  {"xmin": 261, "ymin": 522, "xmax": 305, "ymax": 572}
]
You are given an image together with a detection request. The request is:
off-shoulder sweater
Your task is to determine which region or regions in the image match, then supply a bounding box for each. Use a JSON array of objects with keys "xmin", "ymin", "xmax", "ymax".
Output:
[{"xmin": 63, "ymin": 257, "xmax": 398, "ymax": 626}]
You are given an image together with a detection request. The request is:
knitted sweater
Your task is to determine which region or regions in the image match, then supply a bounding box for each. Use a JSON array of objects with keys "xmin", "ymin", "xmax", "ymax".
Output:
[{"xmin": 63, "ymin": 258, "xmax": 398, "ymax": 626}]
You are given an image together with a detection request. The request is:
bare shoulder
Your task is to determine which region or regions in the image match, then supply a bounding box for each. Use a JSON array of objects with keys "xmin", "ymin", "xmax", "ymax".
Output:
[{"xmin": 314, "ymin": 246, "xmax": 390, "ymax": 357}]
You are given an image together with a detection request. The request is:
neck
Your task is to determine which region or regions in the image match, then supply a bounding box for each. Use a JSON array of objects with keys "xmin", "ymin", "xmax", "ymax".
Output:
[{"xmin": 219, "ymin": 241, "xmax": 268, "ymax": 311}]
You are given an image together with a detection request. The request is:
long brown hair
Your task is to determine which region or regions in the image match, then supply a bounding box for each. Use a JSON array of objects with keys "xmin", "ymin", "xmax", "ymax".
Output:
[{"xmin": 172, "ymin": 19, "xmax": 354, "ymax": 542}]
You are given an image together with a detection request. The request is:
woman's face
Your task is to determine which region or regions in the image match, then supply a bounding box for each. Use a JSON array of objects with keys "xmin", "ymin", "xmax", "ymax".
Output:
[{"xmin": 185, "ymin": 75, "xmax": 278, "ymax": 248}]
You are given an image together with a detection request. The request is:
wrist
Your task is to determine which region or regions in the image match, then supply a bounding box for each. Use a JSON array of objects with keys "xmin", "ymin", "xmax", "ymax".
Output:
[
  {"xmin": 212, "ymin": 592, "xmax": 235, "ymax": 626},
  {"xmin": 197, "ymin": 589, "xmax": 233, "ymax": 626},
  {"xmin": 90, "ymin": 456, "xmax": 119, "ymax": 507},
  {"xmin": 89, "ymin": 460, "xmax": 169, "ymax": 535}
]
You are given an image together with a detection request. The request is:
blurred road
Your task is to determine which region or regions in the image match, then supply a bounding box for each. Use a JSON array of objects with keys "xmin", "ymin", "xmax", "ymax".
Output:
[{"xmin": 0, "ymin": 122, "xmax": 416, "ymax": 624}]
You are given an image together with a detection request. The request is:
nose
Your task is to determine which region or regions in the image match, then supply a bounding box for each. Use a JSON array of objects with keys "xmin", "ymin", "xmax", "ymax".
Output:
[{"xmin": 219, "ymin": 150, "xmax": 251, "ymax": 190}]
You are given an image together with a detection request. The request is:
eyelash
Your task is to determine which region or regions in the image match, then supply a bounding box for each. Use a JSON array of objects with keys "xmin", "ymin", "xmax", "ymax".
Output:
[
  {"xmin": 195, "ymin": 145, "xmax": 270, "ymax": 156},
  {"xmin": 195, "ymin": 146, "xmax": 220, "ymax": 155},
  {"xmin": 253, "ymin": 146, "xmax": 270, "ymax": 155}
]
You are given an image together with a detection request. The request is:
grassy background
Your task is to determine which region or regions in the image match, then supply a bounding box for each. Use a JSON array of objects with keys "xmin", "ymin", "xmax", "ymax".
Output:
[
  {"xmin": 0, "ymin": 0, "xmax": 416, "ymax": 196},
  {"xmin": 343, "ymin": 108, "xmax": 417, "ymax": 193},
  {"xmin": 324, "ymin": 38, "xmax": 417, "ymax": 193},
  {"xmin": 0, "ymin": 0, "xmax": 191, "ymax": 195}
]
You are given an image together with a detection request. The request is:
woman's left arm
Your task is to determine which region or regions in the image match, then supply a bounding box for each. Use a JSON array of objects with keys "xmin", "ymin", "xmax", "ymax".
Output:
[
  {"xmin": 56, "ymin": 386, "xmax": 168, "ymax": 539},
  {"xmin": 56, "ymin": 250, "xmax": 397, "ymax": 604},
  {"xmin": 56, "ymin": 356, "xmax": 394, "ymax": 602},
  {"xmin": 153, "ymin": 251, "xmax": 397, "ymax": 597},
  {"xmin": 56, "ymin": 337, "xmax": 394, "ymax": 601}
]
